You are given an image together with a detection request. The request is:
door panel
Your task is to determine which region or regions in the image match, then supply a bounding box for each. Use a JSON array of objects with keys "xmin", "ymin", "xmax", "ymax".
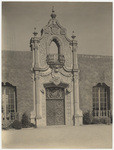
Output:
[
  {"xmin": 46, "ymin": 87, "xmax": 65, "ymax": 126},
  {"xmin": 55, "ymin": 99, "xmax": 65, "ymax": 125},
  {"xmin": 46, "ymin": 99, "xmax": 55, "ymax": 126}
]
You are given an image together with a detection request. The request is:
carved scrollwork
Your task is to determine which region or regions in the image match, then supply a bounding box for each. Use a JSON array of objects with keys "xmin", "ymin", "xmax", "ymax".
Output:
[
  {"xmin": 43, "ymin": 27, "xmax": 51, "ymax": 34},
  {"xmin": 73, "ymin": 72, "xmax": 79, "ymax": 80},
  {"xmin": 59, "ymin": 68, "xmax": 72, "ymax": 77},
  {"xmin": 46, "ymin": 87, "xmax": 64, "ymax": 99},
  {"xmin": 40, "ymin": 89, "xmax": 44, "ymax": 94},
  {"xmin": 39, "ymin": 68, "xmax": 52, "ymax": 77},
  {"xmin": 35, "ymin": 72, "xmax": 40, "ymax": 80},
  {"xmin": 50, "ymin": 69, "xmax": 61, "ymax": 85},
  {"xmin": 60, "ymin": 29, "xmax": 66, "ymax": 35},
  {"xmin": 50, "ymin": 27, "xmax": 60, "ymax": 35}
]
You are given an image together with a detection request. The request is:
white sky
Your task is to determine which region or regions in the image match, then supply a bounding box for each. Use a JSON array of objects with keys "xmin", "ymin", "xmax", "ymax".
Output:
[{"xmin": 2, "ymin": 2, "xmax": 112, "ymax": 56}]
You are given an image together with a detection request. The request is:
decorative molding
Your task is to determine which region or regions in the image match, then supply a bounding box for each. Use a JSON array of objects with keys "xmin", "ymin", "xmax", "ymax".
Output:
[
  {"xmin": 73, "ymin": 72, "xmax": 79, "ymax": 80},
  {"xmin": 77, "ymin": 54, "xmax": 112, "ymax": 59},
  {"xmin": 2, "ymin": 82, "xmax": 16, "ymax": 88},
  {"xmin": 63, "ymin": 66, "xmax": 72, "ymax": 72},
  {"xmin": 65, "ymin": 88, "xmax": 71, "ymax": 94},
  {"xmin": 59, "ymin": 68, "xmax": 72, "ymax": 77},
  {"xmin": 39, "ymin": 18, "xmax": 72, "ymax": 43},
  {"xmin": 35, "ymin": 72, "xmax": 40, "ymax": 80},
  {"xmin": 43, "ymin": 81, "xmax": 68, "ymax": 88},
  {"xmin": 39, "ymin": 68, "xmax": 52, "ymax": 77},
  {"xmin": 34, "ymin": 65, "xmax": 49, "ymax": 71},
  {"xmin": 51, "ymin": 70, "xmax": 61, "ymax": 85},
  {"xmin": 40, "ymin": 89, "xmax": 44, "ymax": 94},
  {"xmin": 47, "ymin": 35, "xmax": 63, "ymax": 53}
]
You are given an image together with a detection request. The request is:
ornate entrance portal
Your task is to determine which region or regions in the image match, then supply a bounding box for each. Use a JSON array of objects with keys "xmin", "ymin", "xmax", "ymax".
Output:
[
  {"xmin": 30, "ymin": 8, "xmax": 83, "ymax": 127},
  {"xmin": 46, "ymin": 87, "xmax": 65, "ymax": 126}
]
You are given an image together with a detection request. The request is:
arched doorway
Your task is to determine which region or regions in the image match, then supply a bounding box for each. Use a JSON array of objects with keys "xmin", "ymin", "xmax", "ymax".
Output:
[{"xmin": 46, "ymin": 87, "xmax": 65, "ymax": 126}]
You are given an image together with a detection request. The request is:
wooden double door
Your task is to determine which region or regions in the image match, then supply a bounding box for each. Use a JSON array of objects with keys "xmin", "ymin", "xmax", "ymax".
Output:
[{"xmin": 46, "ymin": 87, "xmax": 65, "ymax": 126}]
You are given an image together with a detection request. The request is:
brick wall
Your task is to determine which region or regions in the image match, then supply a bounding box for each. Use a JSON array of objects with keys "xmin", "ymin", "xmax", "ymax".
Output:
[
  {"xmin": 78, "ymin": 54, "xmax": 112, "ymax": 113},
  {"xmin": 2, "ymin": 51, "xmax": 33, "ymax": 120},
  {"xmin": 2, "ymin": 51, "xmax": 112, "ymax": 119}
]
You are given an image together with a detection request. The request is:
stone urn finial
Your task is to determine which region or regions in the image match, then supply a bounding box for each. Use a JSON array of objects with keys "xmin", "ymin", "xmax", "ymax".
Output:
[
  {"xmin": 51, "ymin": 6, "xmax": 56, "ymax": 19},
  {"xmin": 33, "ymin": 27, "xmax": 38, "ymax": 37},
  {"xmin": 71, "ymin": 31, "xmax": 76, "ymax": 40}
]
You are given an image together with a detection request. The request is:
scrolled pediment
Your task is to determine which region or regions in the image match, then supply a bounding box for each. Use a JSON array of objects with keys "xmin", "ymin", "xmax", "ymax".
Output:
[{"xmin": 41, "ymin": 19, "xmax": 67, "ymax": 36}]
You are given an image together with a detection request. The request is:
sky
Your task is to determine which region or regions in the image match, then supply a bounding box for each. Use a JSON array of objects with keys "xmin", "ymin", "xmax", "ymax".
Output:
[{"xmin": 2, "ymin": 2, "xmax": 112, "ymax": 56}]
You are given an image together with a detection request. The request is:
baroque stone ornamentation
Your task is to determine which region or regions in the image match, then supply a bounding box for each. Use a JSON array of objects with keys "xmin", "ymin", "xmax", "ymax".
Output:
[
  {"xmin": 29, "ymin": 8, "xmax": 83, "ymax": 127},
  {"xmin": 35, "ymin": 72, "xmax": 40, "ymax": 80},
  {"xmin": 39, "ymin": 68, "xmax": 52, "ymax": 77},
  {"xmin": 50, "ymin": 24, "xmax": 60, "ymax": 35},
  {"xmin": 50, "ymin": 70, "xmax": 61, "ymax": 85},
  {"xmin": 46, "ymin": 87, "xmax": 64, "ymax": 99}
]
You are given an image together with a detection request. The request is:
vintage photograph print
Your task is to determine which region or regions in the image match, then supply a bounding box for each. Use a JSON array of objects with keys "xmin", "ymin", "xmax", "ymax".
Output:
[{"xmin": 2, "ymin": 2, "xmax": 112, "ymax": 149}]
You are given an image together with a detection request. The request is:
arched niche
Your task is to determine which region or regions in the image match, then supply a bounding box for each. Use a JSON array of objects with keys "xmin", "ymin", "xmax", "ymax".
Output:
[
  {"xmin": 47, "ymin": 36, "xmax": 63, "ymax": 55},
  {"xmin": 49, "ymin": 40, "xmax": 59, "ymax": 55}
]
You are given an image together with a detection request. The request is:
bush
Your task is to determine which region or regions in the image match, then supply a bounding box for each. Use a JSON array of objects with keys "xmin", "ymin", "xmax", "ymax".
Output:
[
  {"xmin": 11, "ymin": 120, "xmax": 22, "ymax": 129},
  {"xmin": 29, "ymin": 123, "xmax": 36, "ymax": 128},
  {"xmin": 110, "ymin": 114, "xmax": 113, "ymax": 123},
  {"xmin": 92, "ymin": 118, "xmax": 100, "ymax": 124},
  {"xmin": 92, "ymin": 117, "xmax": 111, "ymax": 124},
  {"xmin": 103, "ymin": 117, "xmax": 111, "ymax": 124},
  {"xmin": 83, "ymin": 111, "xmax": 93, "ymax": 124},
  {"xmin": 21, "ymin": 113, "xmax": 30, "ymax": 128}
]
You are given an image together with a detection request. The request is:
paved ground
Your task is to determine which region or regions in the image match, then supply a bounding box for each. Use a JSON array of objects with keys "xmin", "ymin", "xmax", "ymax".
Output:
[{"xmin": 2, "ymin": 125, "xmax": 112, "ymax": 149}]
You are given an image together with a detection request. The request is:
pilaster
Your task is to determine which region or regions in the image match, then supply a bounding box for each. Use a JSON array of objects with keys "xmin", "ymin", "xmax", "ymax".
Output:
[
  {"xmin": 73, "ymin": 70, "xmax": 83, "ymax": 125},
  {"xmin": 30, "ymin": 29, "xmax": 42, "ymax": 126},
  {"xmin": 71, "ymin": 32, "xmax": 83, "ymax": 126}
]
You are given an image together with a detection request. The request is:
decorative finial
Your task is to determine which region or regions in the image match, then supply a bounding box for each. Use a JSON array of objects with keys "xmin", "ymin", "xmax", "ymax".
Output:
[
  {"xmin": 52, "ymin": 6, "xmax": 54, "ymax": 12},
  {"xmin": 71, "ymin": 31, "xmax": 76, "ymax": 40},
  {"xmin": 51, "ymin": 6, "xmax": 56, "ymax": 19},
  {"xmin": 33, "ymin": 27, "xmax": 38, "ymax": 37}
]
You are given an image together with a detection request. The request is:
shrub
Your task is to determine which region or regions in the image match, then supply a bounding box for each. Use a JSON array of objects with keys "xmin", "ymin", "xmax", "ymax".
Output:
[
  {"xmin": 110, "ymin": 114, "xmax": 113, "ymax": 124},
  {"xmin": 21, "ymin": 113, "xmax": 30, "ymax": 128},
  {"xmin": 11, "ymin": 120, "xmax": 22, "ymax": 129},
  {"xmin": 92, "ymin": 117, "xmax": 100, "ymax": 124},
  {"xmin": 92, "ymin": 117, "xmax": 111, "ymax": 124},
  {"xmin": 29, "ymin": 123, "xmax": 36, "ymax": 128},
  {"xmin": 83, "ymin": 111, "xmax": 93, "ymax": 124},
  {"xmin": 103, "ymin": 117, "xmax": 111, "ymax": 124}
]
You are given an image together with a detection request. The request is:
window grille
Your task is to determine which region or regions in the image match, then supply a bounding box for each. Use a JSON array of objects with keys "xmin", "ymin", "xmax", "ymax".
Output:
[
  {"xmin": 92, "ymin": 83, "xmax": 110, "ymax": 117},
  {"xmin": 2, "ymin": 83, "xmax": 17, "ymax": 126}
]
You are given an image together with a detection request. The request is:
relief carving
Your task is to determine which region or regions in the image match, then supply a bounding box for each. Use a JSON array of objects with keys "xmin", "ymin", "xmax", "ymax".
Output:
[
  {"xmin": 60, "ymin": 29, "xmax": 66, "ymax": 35},
  {"xmin": 50, "ymin": 25, "xmax": 60, "ymax": 35},
  {"xmin": 46, "ymin": 87, "xmax": 64, "ymax": 99},
  {"xmin": 39, "ymin": 68, "xmax": 52, "ymax": 77},
  {"xmin": 35, "ymin": 72, "xmax": 40, "ymax": 80},
  {"xmin": 73, "ymin": 72, "xmax": 79, "ymax": 80},
  {"xmin": 59, "ymin": 68, "xmax": 72, "ymax": 77}
]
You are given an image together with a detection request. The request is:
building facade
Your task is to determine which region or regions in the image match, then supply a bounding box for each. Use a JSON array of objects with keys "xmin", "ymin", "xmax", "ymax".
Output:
[{"xmin": 2, "ymin": 9, "xmax": 112, "ymax": 128}]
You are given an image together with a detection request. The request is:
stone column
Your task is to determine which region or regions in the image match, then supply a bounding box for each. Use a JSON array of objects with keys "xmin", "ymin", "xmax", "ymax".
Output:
[
  {"xmin": 73, "ymin": 71, "xmax": 83, "ymax": 126},
  {"xmin": 71, "ymin": 33, "xmax": 83, "ymax": 126},
  {"xmin": 35, "ymin": 72, "xmax": 42, "ymax": 121},
  {"xmin": 34, "ymin": 41, "xmax": 39, "ymax": 68},
  {"xmin": 30, "ymin": 29, "xmax": 42, "ymax": 127},
  {"xmin": 30, "ymin": 47, "xmax": 36, "ymax": 124}
]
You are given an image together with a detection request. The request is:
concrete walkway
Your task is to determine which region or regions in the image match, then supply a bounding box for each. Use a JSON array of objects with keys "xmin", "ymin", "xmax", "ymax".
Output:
[{"xmin": 2, "ymin": 125, "xmax": 112, "ymax": 149}]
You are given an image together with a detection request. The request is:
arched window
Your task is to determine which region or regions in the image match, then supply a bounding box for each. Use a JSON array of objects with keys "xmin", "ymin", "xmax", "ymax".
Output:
[
  {"xmin": 92, "ymin": 83, "xmax": 110, "ymax": 117},
  {"xmin": 2, "ymin": 82, "xmax": 17, "ymax": 127}
]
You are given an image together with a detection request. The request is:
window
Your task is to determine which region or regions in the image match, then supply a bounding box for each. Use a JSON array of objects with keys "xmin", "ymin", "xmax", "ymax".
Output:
[
  {"xmin": 2, "ymin": 82, "xmax": 17, "ymax": 125},
  {"xmin": 93, "ymin": 83, "xmax": 110, "ymax": 117}
]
